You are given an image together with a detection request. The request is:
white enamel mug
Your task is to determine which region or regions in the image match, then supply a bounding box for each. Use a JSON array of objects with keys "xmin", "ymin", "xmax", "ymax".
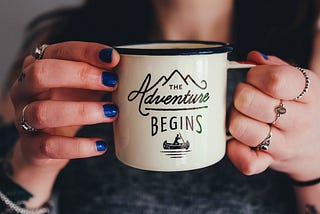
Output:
[{"xmin": 113, "ymin": 41, "xmax": 254, "ymax": 171}]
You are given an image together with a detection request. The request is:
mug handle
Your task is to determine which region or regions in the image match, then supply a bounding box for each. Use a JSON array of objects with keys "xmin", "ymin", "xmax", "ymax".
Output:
[
  {"xmin": 228, "ymin": 61, "xmax": 256, "ymax": 69},
  {"xmin": 226, "ymin": 61, "xmax": 256, "ymax": 141},
  {"xmin": 226, "ymin": 134, "xmax": 233, "ymax": 141}
]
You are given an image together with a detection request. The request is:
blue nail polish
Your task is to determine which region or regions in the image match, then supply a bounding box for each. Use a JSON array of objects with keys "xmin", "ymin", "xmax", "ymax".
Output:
[
  {"xmin": 260, "ymin": 52, "xmax": 269, "ymax": 60},
  {"xmin": 96, "ymin": 141, "xmax": 108, "ymax": 152},
  {"xmin": 103, "ymin": 104, "xmax": 118, "ymax": 117},
  {"xmin": 102, "ymin": 72, "xmax": 118, "ymax": 87},
  {"xmin": 99, "ymin": 48, "xmax": 113, "ymax": 63}
]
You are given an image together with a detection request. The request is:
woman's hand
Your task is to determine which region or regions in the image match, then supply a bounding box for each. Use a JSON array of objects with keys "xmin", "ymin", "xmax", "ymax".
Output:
[
  {"xmin": 228, "ymin": 51, "xmax": 320, "ymax": 182},
  {"xmin": 10, "ymin": 41, "xmax": 120, "ymax": 174}
]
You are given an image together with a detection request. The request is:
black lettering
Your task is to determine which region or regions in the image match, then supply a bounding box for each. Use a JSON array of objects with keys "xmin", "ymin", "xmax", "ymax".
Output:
[
  {"xmin": 151, "ymin": 117, "xmax": 158, "ymax": 136},
  {"xmin": 144, "ymin": 89, "xmax": 158, "ymax": 104},
  {"xmin": 186, "ymin": 116, "xmax": 194, "ymax": 131},
  {"xmin": 161, "ymin": 117, "xmax": 167, "ymax": 132},
  {"xmin": 169, "ymin": 116, "xmax": 178, "ymax": 130},
  {"xmin": 127, "ymin": 71, "xmax": 210, "ymax": 117},
  {"xmin": 162, "ymin": 95, "xmax": 173, "ymax": 104},
  {"xmin": 171, "ymin": 95, "xmax": 183, "ymax": 104},
  {"xmin": 128, "ymin": 74, "xmax": 152, "ymax": 116}
]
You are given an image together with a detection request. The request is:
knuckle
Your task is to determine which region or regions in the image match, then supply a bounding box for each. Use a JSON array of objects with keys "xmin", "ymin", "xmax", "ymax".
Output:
[
  {"xmin": 81, "ymin": 45, "xmax": 93, "ymax": 61},
  {"xmin": 78, "ymin": 62, "xmax": 101, "ymax": 89},
  {"xmin": 229, "ymin": 115, "xmax": 248, "ymax": 140},
  {"xmin": 54, "ymin": 46, "xmax": 70, "ymax": 58},
  {"xmin": 78, "ymin": 64, "xmax": 93, "ymax": 86},
  {"xmin": 74, "ymin": 141, "xmax": 81, "ymax": 155},
  {"xmin": 241, "ymin": 165, "xmax": 257, "ymax": 176},
  {"xmin": 22, "ymin": 56, "xmax": 33, "ymax": 68},
  {"xmin": 76, "ymin": 103, "xmax": 95, "ymax": 123},
  {"xmin": 239, "ymin": 160, "xmax": 258, "ymax": 176},
  {"xmin": 33, "ymin": 102, "xmax": 48, "ymax": 127},
  {"xmin": 77, "ymin": 140, "xmax": 96, "ymax": 156},
  {"xmin": 77, "ymin": 103, "xmax": 88, "ymax": 119},
  {"xmin": 31, "ymin": 61, "xmax": 47, "ymax": 87},
  {"xmin": 228, "ymin": 141, "xmax": 259, "ymax": 176},
  {"xmin": 22, "ymin": 57, "xmax": 29, "ymax": 68},
  {"xmin": 267, "ymin": 73, "xmax": 281, "ymax": 94},
  {"xmin": 234, "ymin": 84, "xmax": 255, "ymax": 112},
  {"xmin": 41, "ymin": 137, "xmax": 58, "ymax": 158},
  {"xmin": 265, "ymin": 68, "xmax": 286, "ymax": 96}
]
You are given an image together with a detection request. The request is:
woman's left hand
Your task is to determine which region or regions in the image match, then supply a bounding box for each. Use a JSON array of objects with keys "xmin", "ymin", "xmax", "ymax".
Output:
[{"xmin": 228, "ymin": 51, "xmax": 320, "ymax": 182}]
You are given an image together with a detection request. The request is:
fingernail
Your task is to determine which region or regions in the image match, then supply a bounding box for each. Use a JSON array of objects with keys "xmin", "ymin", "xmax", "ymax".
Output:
[
  {"xmin": 99, "ymin": 48, "xmax": 113, "ymax": 63},
  {"xmin": 260, "ymin": 52, "xmax": 269, "ymax": 60},
  {"xmin": 102, "ymin": 72, "xmax": 118, "ymax": 87},
  {"xmin": 103, "ymin": 104, "xmax": 118, "ymax": 117},
  {"xmin": 96, "ymin": 141, "xmax": 108, "ymax": 152}
]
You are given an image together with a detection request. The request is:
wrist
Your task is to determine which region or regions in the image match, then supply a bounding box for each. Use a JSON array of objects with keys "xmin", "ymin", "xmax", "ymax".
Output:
[
  {"xmin": 9, "ymin": 141, "xmax": 66, "ymax": 208},
  {"xmin": 293, "ymin": 180, "xmax": 320, "ymax": 214},
  {"xmin": 0, "ymin": 157, "xmax": 52, "ymax": 212},
  {"xmin": 288, "ymin": 167, "xmax": 320, "ymax": 188},
  {"xmin": 289, "ymin": 176, "xmax": 320, "ymax": 187},
  {"xmin": 12, "ymin": 140, "xmax": 68, "ymax": 175}
]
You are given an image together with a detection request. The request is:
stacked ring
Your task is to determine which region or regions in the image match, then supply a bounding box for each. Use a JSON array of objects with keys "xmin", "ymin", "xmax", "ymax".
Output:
[
  {"xmin": 32, "ymin": 44, "xmax": 48, "ymax": 60},
  {"xmin": 295, "ymin": 67, "xmax": 310, "ymax": 100},
  {"xmin": 20, "ymin": 105, "xmax": 37, "ymax": 133}
]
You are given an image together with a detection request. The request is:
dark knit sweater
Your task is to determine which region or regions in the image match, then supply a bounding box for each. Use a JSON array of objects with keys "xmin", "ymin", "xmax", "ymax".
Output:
[{"xmin": 0, "ymin": 69, "xmax": 296, "ymax": 214}]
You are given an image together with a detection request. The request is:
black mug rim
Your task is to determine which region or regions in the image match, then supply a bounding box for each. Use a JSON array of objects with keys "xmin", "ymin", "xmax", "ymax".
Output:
[{"xmin": 114, "ymin": 41, "xmax": 233, "ymax": 56}]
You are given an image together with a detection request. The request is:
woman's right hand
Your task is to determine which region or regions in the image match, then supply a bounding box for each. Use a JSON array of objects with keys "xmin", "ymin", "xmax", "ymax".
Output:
[{"xmin": 10, "ymin": 41, "xmax": 120, "ymax": 174}]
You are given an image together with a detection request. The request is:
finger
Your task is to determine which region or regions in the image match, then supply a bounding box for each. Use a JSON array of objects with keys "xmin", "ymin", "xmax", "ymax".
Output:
[
  {"xmin": 227, "ymin": 139, "xmax": 273, "ymax": 175},
  {"xmin": 21, "ymin": 133, "xmax": 108, "ymax": 159},
  {"xmin": 229, "ymin": 107, "xmax": 272, "ymax": 148},
  {"xmin": 247, "ymin": 50, "xmax": 290, "ymax": 66},
  {"xmin": 10, "ymin": 87, "xmax": 106, "ymax": 114},
  {"xmin": 228, "ymin": 108, "xmax": 288, "ymax": 157},
  {"xmin": 48, "ymin": 88, "xmax": 106, "ymax": 102},
  {"xmin": 23, "ymin": 55, "xmax": 35, "ymax": 69},
  {"xmin": 246, "ymin": 65, "xmax": 317, "ymax": 102},
  {"xmin": 41, "ymin": 41, "xmax": 120, "ymax": 69},
  {"xmin": 233, "ymin": 82, "xmax": 308, "ymax": 130},
  {"xmin": 14, "ymin": 59, "xmax": 118, "ymax": 97},
  {"xmin": 21, "ymin": 101, "xmax": 118, "ymax": 130}
]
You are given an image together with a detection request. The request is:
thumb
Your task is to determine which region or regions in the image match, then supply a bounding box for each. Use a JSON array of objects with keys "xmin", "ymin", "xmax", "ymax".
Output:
[{"xmin": 247, "ymin": 50, "xmax": 289, "ymax": 66}]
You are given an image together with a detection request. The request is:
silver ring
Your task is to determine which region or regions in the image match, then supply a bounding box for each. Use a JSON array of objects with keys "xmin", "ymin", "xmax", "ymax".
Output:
[
  {"xmin": 32, "ymin": 44, "xmax": 48, "ymax": 60},
  {"xmin": 272, "ymin": 99, "xmax": 286, "ymax": 124},
  {"xmin": 256, "ymin": 125, "xmax": 272, "ymax": 151},
  {"xmin": 295, "ymin": 67, "xmax": 310, "ymax": 100},
  {"xmin": 20, "ymin": 105, "xmax": 37, "ymax": 133}
]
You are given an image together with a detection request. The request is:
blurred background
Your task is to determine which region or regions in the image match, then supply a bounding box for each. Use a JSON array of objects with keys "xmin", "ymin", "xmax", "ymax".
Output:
[{"xmin": 0, "ymin": 0, "xmax": 83, "ymax": 94}]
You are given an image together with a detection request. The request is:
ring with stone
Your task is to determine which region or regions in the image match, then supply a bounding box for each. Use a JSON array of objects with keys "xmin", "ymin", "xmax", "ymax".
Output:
[
  {"xmin": 255, "ymin": 125, "xmax": 272, "ymax": 151},
  {"xmin": 271, "ymin": 99, "xmax": 286, "ymax": 125}
]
